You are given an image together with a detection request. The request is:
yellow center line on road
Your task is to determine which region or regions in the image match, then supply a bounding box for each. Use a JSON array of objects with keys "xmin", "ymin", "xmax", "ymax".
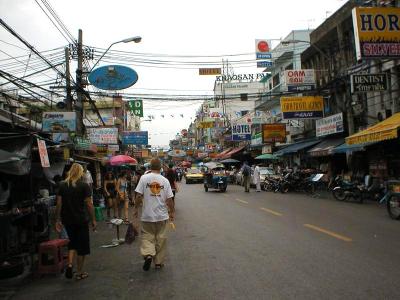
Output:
[
  {"xmin": 260, "ymin": 207, "xmax": 283, "ymax": 216},
  {"xmin": 235, "ymin": 198, "xmax": 249, "ymax": 204},
  {"xmin": 304, "ymin": 224, "xmax": 352, "ymax": 242}
]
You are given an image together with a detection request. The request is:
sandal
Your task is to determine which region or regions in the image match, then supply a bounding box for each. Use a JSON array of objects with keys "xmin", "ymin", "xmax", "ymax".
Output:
[
  {"xmin": 65, "ymin": 264, "xmax": 73, "ymax": 279},
  {"xmin": 75, "ymin": 272, "xmax": 89, "ymax": 281}
]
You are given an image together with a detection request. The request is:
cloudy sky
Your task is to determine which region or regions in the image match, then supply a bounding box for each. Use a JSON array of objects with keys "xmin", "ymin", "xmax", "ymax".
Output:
[{"xmin": 0, "ymin": 0, "xmax": 346, "ymax": 147}]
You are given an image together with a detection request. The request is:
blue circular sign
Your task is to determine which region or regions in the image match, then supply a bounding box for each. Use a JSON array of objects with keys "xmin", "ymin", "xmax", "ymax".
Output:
[{"xmin": 88, "ymin": 65, "xmax": 138, "ymax": 90}]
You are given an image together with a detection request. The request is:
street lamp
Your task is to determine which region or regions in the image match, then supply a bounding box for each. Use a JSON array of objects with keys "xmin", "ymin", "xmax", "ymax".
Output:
[{"xmin": 90, "ymin": 36, "xmax": 142, "ymax": 72}]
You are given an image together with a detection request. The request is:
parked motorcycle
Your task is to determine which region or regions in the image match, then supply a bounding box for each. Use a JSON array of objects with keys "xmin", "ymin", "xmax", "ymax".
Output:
[
  {"xmin": 278, "ymin": 171, "xmax": 314, "ymax": 194},
  {"xmin": 380, "ymin": 180, "xmax": 400, "ymax": 220},
  {"xmin": 261, "ymin": 176, "xmax": 281, "ymax": 192}
]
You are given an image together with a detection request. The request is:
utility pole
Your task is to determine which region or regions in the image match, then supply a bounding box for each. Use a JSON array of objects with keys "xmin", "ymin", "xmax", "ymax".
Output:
[
  {"xmin": 76, "ymin": 29, "xmax": 84, "ymax": 135},
  {"xmin": 65, "ymin": 47, "xmax": 72, "ymax": 110}
]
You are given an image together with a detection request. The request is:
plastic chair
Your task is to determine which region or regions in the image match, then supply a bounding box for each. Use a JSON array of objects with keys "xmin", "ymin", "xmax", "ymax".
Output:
[
  {"xmin": 37, "ymin": 239, "xmax": 69, "ymax": 275},
  {"xmin": 94, "ymin": 206, "xmax": 104, "ymax": 221}
]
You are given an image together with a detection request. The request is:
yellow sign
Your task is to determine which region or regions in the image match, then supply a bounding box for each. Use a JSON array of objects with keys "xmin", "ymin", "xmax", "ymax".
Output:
[
  {"xmin": 141, "ymin": 149, "xmax": 149, "ymax": 158},
  {"xmin": 346, "ymin": 112, "xmax": 400, "ymax": 145},
  {"xmin": 199, "ymin": 68, "xmax": 222, "ymax": 76},
  {"xmin": 280, "ymin": 96, "xmax": 323, "ymax": 119},
  {"xmin": 197, "ymin": 121, "xmax": 214, "ymax": 129},
  {"xmin": 262, "ymin": 124, "xmax": 286, "ymax": 143},
  {"xmin": 352, "ymin": 7, "xmax": 400, "ymax": 60}
]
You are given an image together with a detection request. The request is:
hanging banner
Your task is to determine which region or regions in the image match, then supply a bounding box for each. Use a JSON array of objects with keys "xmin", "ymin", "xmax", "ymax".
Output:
[
  {"xmin": 352, "ymin": 7, "xmax": 400, "ymax": 60},
  {"xmin": 122, "ymin": 131, "xmax": 148, "ymax": 145},
  {"xmin": 231, "ymin": 124, "xmax": 251, "ymax": 141},
  {"xmin": 284, "ymin": 69, "xmax": 316, "ymax": 92},
  {"xmin": 316, "ymin": 113, "xmax": 344, "ymax": 137},
  {"xmin": 280, "ymin": 96, "xmax": 324, "ymax": 119},
  {"xmin": 262, "ymin": 124, "xmax": 286, "ymax": 143},
  {"xmin": 37, "ymin": 139, "xmax": 50, "ymax": 168}
]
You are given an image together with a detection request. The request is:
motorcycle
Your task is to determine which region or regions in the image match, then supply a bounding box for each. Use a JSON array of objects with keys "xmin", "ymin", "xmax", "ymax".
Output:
[
  {"xmin": 380, "ymin": 180, "xmax": 400, "ymax": 220},
  {"xmin": 261, "ymin": 176, "xmax": 281, "ymax": 192},
  {"xmin": 277, "ymin": 171, "xmax": 314, "ymax": 194}
]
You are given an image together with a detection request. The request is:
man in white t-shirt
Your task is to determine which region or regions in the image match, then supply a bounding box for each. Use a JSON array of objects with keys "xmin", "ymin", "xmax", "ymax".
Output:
[{"xmin": 134, "ymin": 158, "xmax": 174, "ymax": 271}]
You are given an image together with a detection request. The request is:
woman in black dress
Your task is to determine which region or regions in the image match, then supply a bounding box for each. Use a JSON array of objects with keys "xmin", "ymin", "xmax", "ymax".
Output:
[{"xmin": 103, "ymin": 172, "xmax": 117, "ymax": 220}]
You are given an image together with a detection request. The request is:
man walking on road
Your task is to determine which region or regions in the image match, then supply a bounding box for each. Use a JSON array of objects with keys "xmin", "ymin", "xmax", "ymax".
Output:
[
  {"xmin": 134, "ymin": 158, "xmax": 175, "ymax": 271},
  {"xmin": 241, "ymin": 162, "xmax": 251, "ymax": 193}
]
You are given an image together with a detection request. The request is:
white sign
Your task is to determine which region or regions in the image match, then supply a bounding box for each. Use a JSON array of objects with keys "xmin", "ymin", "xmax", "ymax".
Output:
[
  {"xmin": 42, "ymin": 112, "xmax": 76, "ymax": 132},
  {"xmin": 231, "ymin": 124, "xmax": 251, "ymax": 141},
  {"xmin": 37, "ymin": 139, "xmax": 50, "ymax": 168},
  {"xmin": 87, "ymin": 127, "xmax": 118, "ymax": 144},
  {"xmin": 262, "ymin": 145, "xmax": 272, "ymax": 154},
  {"xmin": 255, "ymin": 39, "xmax": 272, "ymax": 59},
  {"xmin": 284, "ymin": 69, "xmax": 315, "ymax": 85},
  {"xmin": 316, "ymin": 113, "xmax": 344, "ymax": 137}
]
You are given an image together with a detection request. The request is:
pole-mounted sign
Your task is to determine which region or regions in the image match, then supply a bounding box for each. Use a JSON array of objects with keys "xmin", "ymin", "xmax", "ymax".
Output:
[{"xmin": 128, "ymin": 100, "xmax": 143, "ymax": 117}]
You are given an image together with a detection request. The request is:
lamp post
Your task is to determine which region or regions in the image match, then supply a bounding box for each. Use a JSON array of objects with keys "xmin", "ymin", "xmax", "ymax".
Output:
[{"xmin": 90, "ymin": 36, "xmax": 142, "ymax": 72}]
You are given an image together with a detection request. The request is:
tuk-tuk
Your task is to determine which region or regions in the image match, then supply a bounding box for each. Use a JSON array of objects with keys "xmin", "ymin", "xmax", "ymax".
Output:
[{"xmin": 204, "ymin": 165, "xmax": 228, "ymax": 192}]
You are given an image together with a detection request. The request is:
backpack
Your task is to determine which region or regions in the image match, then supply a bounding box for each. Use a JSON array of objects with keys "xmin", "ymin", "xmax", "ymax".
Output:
[{"xmin": 242, "ymin": 166, "xmax": 250, "ymax": 176}]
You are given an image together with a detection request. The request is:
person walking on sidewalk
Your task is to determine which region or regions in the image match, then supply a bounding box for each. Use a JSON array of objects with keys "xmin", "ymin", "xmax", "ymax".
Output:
[
  {"xmin": 103, "ymin": 172, "xmax": 117, "ymax": 221},
  {"xmin": 55, "ymin": 163, "xmax": 96, "ymax": 281},
  {"xmin": 241, "ymin": 162, "xmax": 251, "ymax": 193},
  {"xmin": 254, "ymin": 164, "xmax": 261, "ymax": 192},
  {"xmin": 134, "ymin": 158, "xmax": 175, "ymax": 271},
  {"xmin": 116, "ymin": 171, "xmax": 130, "ymax": 224}
]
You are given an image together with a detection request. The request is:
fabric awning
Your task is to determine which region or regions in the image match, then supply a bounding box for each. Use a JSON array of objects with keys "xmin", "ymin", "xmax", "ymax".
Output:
[
  {"xmin": 255, "ymin": 153, "xmax": 279, "ymax": 160},
  {"xmin": 346, "ymin": 112, "xmax": 400, "ymax": 145},
  {"xmin": 331, "ymin": 141, "xmax": 377, "ymax": 154},
  {"xmin": 215, "ymin": 148, "xmax": 232, "ymax": 159},
  {"xmin": 307, "ymin": 138, "xmax": 344, "ymax": 157},
  {"xmin": 274, "ymin": 140, "xmax": 320, "ymax": 156},
  {"xmin": 220, "ymin": 145, "xmax": 246, "ymax": 159}
]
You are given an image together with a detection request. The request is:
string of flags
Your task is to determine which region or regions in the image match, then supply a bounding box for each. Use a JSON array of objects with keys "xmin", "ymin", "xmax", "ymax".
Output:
[{"xmin": 146, "ymin": 114, "xmax": 186, "ymax": 119}]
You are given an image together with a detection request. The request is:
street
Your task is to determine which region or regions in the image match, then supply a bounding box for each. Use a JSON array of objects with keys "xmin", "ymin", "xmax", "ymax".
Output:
[{"xmin": 7, "ymin": 182, "xmax": 400, "ymax": 300}]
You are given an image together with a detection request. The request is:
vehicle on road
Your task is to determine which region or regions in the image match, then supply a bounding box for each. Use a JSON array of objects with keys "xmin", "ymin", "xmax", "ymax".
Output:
[
  {"xmin": 204, "ymin": 166, "xmax": 228, "ymax": 192},
  {"xmin": 380, "ymin": 180, "xmax": 400, "ymax": 220},
  {"xmin": 185, "ymin": 168, "xmax": 204, "ymax": 184}
]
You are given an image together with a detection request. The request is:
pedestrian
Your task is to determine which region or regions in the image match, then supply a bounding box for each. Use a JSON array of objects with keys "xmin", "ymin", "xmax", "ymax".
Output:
[
  {"xmin": 55, "ymin": 163, "xmax": 96, "ymax": 281},
  {"xmin": 165, "ymin": 163, "xmax": 178, "ymax": 203},
  {"xmin": 116, "ymin": 171, "xmax": 130, "ymax": 224},
  {"xmin": 254, "ymin": 164, "xmax": 261, "ymax": 192},
  {"xmin": 241, "ymin": 162, "xmax": 251, "ymax": 193},
  {"xmin": 103, "ymin": 171, "xmax": 117, "ymax": 221},
  {"xmin": 134, "ymin": 158, "xmax": 175, "ymax": 271}
]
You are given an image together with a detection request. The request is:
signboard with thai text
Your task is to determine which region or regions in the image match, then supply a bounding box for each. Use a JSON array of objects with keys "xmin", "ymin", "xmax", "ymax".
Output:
[
  {"xmin": 121, "ymin": 131, "xmax": 148, "ymax": 145},
  {"xmin": 42, "ymin": 112, "xmax": 76, "ymax": 132},
  {"xmin": 350, "ymin": 73, "xmax": 388, "ymax": 93},
  {"xmin": 280, "ymin": 96, "xmax": 324, "ymax": 119},
  {"xmin": 316, "ymin": 113, "xmax": 344, "ymax": 137},
  {"xmin": 284, "ymin": 69, "xmax": 316, "ymax": 92},
  {"xmin": 87, "ymin": 127, "xmax": 118, "ymax": 144},
  {"xmin": 352, "ymin": 7, "xmax": 400, "ymax": 60},
  {"xmin": 37, "ymin": 139, "xmax": 50, "ymax": 168},
  {"xmin": 262, "ymin": 124, "xmax": 286, "ymax": 143},
  {"xmin": 199, "ymin": 68, "xmax": 221, "ymax": 75}
]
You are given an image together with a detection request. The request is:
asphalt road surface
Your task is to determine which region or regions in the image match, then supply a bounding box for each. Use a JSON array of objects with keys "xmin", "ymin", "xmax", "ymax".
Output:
[{"xmin": 6, "ymin": 182, "xmax": 400, "ymax": 300}]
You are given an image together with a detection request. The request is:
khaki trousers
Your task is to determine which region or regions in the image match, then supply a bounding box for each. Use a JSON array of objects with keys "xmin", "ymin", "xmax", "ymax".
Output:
[{"xmin": 140, "ymin": 220, "xmax": 168, "ymax": 265}]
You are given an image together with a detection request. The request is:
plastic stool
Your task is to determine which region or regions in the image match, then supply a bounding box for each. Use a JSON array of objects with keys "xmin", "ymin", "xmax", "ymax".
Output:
[
  {"xmin": 37, "ymin": 239, "xmax": 69, "ymax": 275},
  {"xmin": 95, "ymin": 206, "xmax": 104, "ymax": 221}
]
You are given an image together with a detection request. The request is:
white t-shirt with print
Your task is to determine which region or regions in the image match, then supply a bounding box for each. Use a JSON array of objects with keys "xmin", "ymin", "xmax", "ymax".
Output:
[{"xmin": 135, "ymin": 172, "xmax": 173, "ymax": 222}]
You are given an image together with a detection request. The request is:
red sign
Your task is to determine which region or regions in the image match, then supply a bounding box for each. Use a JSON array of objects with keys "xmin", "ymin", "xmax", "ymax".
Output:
[{"xmin": 37, "ymin": 139, "xmax": 50, "ymax": 168}]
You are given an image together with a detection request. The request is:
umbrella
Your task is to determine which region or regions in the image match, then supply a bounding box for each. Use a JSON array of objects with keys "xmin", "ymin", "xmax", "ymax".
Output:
[
  {"xmin": 220, "ymin": 158, "xmax": 240, "ymax": 164},
  {"xmin": 109, "ymin": 155, "xmax": 138, "ymax": 166},
  {"xmin": 204, "ymin": 161, "xmax": 224, "ymax": 169},
  {"xmin": 255, "ymin": 154, "xmax": 279, "ymax": 160}
]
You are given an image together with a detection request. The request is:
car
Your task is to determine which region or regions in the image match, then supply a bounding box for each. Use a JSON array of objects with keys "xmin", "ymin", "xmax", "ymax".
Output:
[
  {"xmin": 185, "ymin": 168, "xmax": 204, "ymax": 184},
  {"xmin": 251, "ymin": 167, "xmax": 276, "ymax": 186}
]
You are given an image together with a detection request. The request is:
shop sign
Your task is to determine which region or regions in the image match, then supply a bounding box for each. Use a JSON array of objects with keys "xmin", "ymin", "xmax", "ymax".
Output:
[
  {"xmin": 316, "ymin": 113, "xmax": 344, "ymax": 137},
  {"xmin": 37, "ymin": 139, "xmax": 50, "ymax": 168},
  {"xmin": 262, "ymin": 124, "xmax": 286, "ymax": 143},
  {"xmin": 255, "ymin": 39, "xmax": 272, "ymax": 60},
  {"xmin": 74, "ymin": 136, "xmax": 92, "ymax": 150},
  {"xmin": 257, "ymin": 61, "xmax": 273, "ymax": 68},
  {"xmin": 199, "ymin": 68, "xmax": 221, "ymax": 75},
  {"xmin": 122, "ymin": 131, "xmax": 148, "ymax": 145},
  {"xmin": 280, "ymin": 96, "xmax": 324, "ymax": 119},
  {"xmin": 128, "ymin": 100, "xmax": 143, "ymax": 117},
  {"xmin": 88, "ymin": 65, "xmax": 138, "ymax": 90},
  {"xmin": 132, "ymin": 150, "xmax": 142, "ymax": 158},
  {"xmin": 87, "ymin": 127, "xmax": 118, "ymax": 144},
  {"xmin": 52, "ymin": 133, "xmax": 70, "ymax": 143},
  {"xmin": 141, "ymin": 149, "xmax": 149, "ymax": 158},
  {"xmin": 42, "ymin": 112, "xmax": 76, "ymax": 132},
  {"xmin": 216, "ymin": 73, "xmax": 267, "ymax": 82},
  {"xmin": 352, "ymin": 7, "xmax": 400, "ymax": 60},
  {"xmin": 284, "ymin": 69, "xmax": 316, "ymax": 92},
  {"xmin": 262, "ymin": 145, "xmax": 272, "ymax": 154},
  {"xmin": 231, "ymin": 124, "xmax": 251, "ymax": 141},
  {"xmin": 350, "ymin": 73, "xmax": 388, "ymax": 93},
  {"xmin": 107, "ymin": 144, "xmax": 119, "ymax": 153},
  {"xmin": 251, "ymin": 132, "xmax": 262, "ymax": 146},
  {"xmin": 169, "ymin": 149, "xmax": 186, "ymax": 157},
  {"xmin": 198, "ymin": 121, "xmax": 214, "ymax": 129}
]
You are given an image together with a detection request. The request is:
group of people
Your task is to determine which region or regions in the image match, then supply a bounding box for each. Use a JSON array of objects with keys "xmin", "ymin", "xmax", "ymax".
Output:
[
  {"xmin": 55, "ymin": 158, "xmax": 177, "ymax": 281},
  {"xmin": 240, "ymin": 162, "xmax": 262, "ymax": 193}
]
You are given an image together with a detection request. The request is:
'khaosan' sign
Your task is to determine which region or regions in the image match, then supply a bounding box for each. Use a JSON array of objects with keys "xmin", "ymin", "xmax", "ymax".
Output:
[
  {"xmin": 280, "ymin": 96, "xmax": 324, "ymax": 119},
  {"xmin": 352, "ymin": 7, "xmax": 400, "ymax": 60}
]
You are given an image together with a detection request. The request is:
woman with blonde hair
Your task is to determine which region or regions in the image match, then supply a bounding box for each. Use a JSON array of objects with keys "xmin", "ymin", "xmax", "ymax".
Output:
[{"xmin": 55, "ymin": 163, "xmax": 96, "ymax": 281}]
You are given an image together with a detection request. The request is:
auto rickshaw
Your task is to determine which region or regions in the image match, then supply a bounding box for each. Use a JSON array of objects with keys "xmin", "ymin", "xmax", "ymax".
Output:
[{"xmin": 204, "ymin": 164, "xmax": 228, "ymax": 192}]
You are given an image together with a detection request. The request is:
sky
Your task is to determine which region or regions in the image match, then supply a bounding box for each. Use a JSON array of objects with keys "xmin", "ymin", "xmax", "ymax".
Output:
[{"xmin": 0, "ymin": 0, "xmax": 346, "ymax": 147}]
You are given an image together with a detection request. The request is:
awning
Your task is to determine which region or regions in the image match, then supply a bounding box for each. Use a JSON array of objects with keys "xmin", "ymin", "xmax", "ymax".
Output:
[
  {"xmin": 346, "ymin": 112, "xmax": 400, "ymax": 145},
  {"xmin": 331, "ymin": 141, "xmax": 377, "ymax": 154},
  {"xmin": 274, "ymin": 140, "xmax": 320, "ymax": 156},
  {"xmin": 307, "ymin": 138, "xmax": 344, "ymax": 157},
  {"xmin": 215, "ymin": 148, "xmax": 232, "ymax": 159},
  {"xmin": 255, "ymin": 153, "xmax": 279, "ymax": 160},
  {"xmin": 220, "ymin": 145, "xmax": 246, "ymax": 159}
]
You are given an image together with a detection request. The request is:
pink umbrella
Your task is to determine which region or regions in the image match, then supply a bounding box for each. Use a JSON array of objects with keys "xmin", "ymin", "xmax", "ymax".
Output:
[{"xmin": 109, "ymin": 155, "xmax": 138, "ymax": 166}]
